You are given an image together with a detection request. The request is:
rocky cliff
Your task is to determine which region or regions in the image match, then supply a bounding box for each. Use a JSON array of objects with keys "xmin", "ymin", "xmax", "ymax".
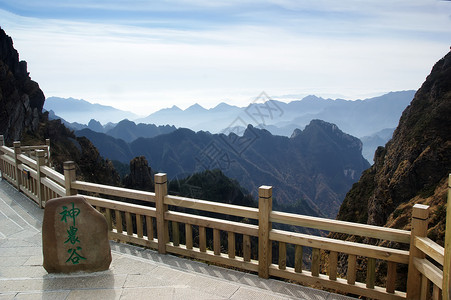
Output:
[
  {"xmin": 0, "ymin": 28, "xmax": 120, "ymax": 186},
  {"xmin": 123, "ymin": 156, "xmax": 154, "ymax": 192},
  {"xmin": 0, "ymin": 28, "xmax": 45, "ymax": 142},
  {"xmin": 337, "ymin": 51, "xmax": 451, "ymax": 244}
]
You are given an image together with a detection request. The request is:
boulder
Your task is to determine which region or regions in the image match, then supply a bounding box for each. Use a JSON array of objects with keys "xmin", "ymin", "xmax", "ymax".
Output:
[{"xmin": 42, "ymin": 196, "xmax": 111, "ymax": 273}]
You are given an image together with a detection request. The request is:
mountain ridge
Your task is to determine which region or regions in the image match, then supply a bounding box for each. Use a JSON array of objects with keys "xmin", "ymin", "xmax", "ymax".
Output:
[
  {"xmin": 44, "ymin": 96, "xmax": 139, "ymax": 124},
  {"xmin": 76, "ymin": 119, "xmax": 370, "ymax": 218},
  {"xmin": 337, "ymin": 51, "xmax": 451, "ymax": 238},
  {"xmin": 49, "ymin": 91, "xmax": 415, "ymax": 162}
]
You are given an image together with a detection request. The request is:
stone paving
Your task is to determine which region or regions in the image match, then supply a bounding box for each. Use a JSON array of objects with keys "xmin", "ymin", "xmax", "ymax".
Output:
[{"xmin": 0, "ymin": 179, "xmax": 357, "ymax": 299}]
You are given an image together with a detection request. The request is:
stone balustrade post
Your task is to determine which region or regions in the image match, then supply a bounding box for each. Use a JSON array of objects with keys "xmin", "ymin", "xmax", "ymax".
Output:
[
  {"xmin": 258, "ymin": 185, "xmax": 273, "ymax": 279},
  {"xmin": 36, "ymin": 150, "xmax": 46, "ymax": 208},
  {"xmin": 13, "ymin": 141, "xmax": 21, "ymax": 191},
  {"xmin": 155, "ymin": 173, "xmax": 168, "ymax": 254},
  {"xmin": 63, "ymin": 161, "xmax": 77, "ymax": 196},
  {"xmin": 406, "ymin": 204, "xmax": 430, "ymax": 299}
]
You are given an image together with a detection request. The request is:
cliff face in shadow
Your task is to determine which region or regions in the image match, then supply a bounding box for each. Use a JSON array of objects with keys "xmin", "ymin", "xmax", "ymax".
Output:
[
  {"xmin": 337, "ymin": 51, "xmax": 451, "ymax": 244},
  {"xmin": 0, "ymin": 28, "xmax": 120, "ymax": 186},
  {"xmin": 0, "ymin": 27, "xmax": 45, "ymax": 142}
]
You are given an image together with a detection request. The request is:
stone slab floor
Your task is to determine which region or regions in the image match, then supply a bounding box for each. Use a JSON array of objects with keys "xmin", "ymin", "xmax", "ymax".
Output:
[{"xmin": 0, "ymin": 179, "xmax": 357, "ymax": 300}]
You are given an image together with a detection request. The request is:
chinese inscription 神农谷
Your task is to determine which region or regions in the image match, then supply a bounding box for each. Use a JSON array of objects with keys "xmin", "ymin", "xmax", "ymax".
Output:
[{"xmin": 60, "ymin": 202, "xmax": 86, "ymax": 264}]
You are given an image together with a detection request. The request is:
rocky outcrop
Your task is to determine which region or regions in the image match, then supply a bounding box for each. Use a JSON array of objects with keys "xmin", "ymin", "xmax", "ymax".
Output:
[
  {"xmin": 330, "ymin": 52, "xmax": 451, "ymax": 290},
  {"xmin": 123, "ymin": 156, "xmax": 153, "ymax": 192},
  {"xmin": 337, "ymin": 51, "xmax": 451, "ymax": 243},
  {"xmin": 0, "ymin": 28, "xmax": 45, "ymax": 142},
  {"xmin": 0, "ymin": 28, "xmax": 121, "ymax": 187}
]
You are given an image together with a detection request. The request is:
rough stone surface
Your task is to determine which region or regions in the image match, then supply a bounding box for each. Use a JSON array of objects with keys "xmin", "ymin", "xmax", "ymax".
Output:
[
  {"xmin": 123, "ymin": 156, "xmax": 153, "ymax": 192},
  {"xmin": 42, "ymin": 196, "xmax": 111, "ymax": 273},
  {"xmin": 337, "ymin": 51, "xmax": 451, "ymax": 229},
  {"xmin": 0, "ymin": 28, "xmax": 45, "ymax": 143}
]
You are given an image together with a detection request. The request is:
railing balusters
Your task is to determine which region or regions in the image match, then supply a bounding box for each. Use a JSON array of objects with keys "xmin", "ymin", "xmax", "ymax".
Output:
[
  {"xmin": 146, "ymin": 216, "xmax": 154, "ymax": 240},
  {"xmin": 199, "ymin": 226, "xmax": 206, "ymax": 252},
  {"xmin": 105, "ymin": 208, "xmax": 113, "ymax": 231},
  {"xmin": 172, "ymin": 221, "xmax": 180, "ymax": 246},
  {"xmin": 329, "ymin": 251, "xmax": 338, "ymax": 280},
  {"xmin": 311, "ymin": 248, "xmax": 320, "ymax": 277},
  {"xmin": 213, "ymin": 228, "xmax": 220, "ymax": 255},
  {"xmin": 420, "ymin": 274, "xmax": 429, "ymax": 300},
  {"xmin": 386, "ymin": 261, "xmax": 397, "ymax": 293},
  {"xmin": 125, "ymin": 212, "xmax": 133, "ymax": 235},
  {"xmin": 278, "ymin": 242, "xmax": 286, "ymax": 270},
  {"xmin": 199, "ymin": 226, "xmax": 207, "ymax": 252},
  {"xmin": 185, "ymin": 224, "xmax": 193, "ymax": 249},
  {"xmin": 33, "ymin": 176, "xmax": 36, "ymax": 194},
  {"xmin": 243, "ymin": 234, "xmax": 251, "ymax": 262},
  {"xmin": 294, "ymin": 245, "xmax": 302, "ymax": 273},
  {"xmin": 228, "ymin": 231, "xmax": 235, "ymax": 258},
  {"xmin": 115, "ymin": 210, "xmax": 123, "ymax": 233},
  {"xmin": 347, "ymin": 254, "xmax": 357, "ymax": 285},
  {"xmin": 432, "ymin": 284, "xmax": 440, "ymax": 300},
  {"xmin": 366, "ymin": 257, "xmax": 376, "ymax": 289},
  {"xmin": 136, "ymin": 214, "xmax": 143, "ymax": 238}
]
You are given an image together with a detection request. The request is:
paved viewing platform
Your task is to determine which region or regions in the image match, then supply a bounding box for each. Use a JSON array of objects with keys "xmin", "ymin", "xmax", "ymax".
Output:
[{"xmin": 0, "ymin": 179, "xmax": 356, "ymax": 299}]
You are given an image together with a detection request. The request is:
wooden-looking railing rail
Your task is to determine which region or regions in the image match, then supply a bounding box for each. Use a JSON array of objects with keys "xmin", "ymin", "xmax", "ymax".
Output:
[{"xmin": 0, "ymin": 136, "xmax": 449, "ymax": 300}]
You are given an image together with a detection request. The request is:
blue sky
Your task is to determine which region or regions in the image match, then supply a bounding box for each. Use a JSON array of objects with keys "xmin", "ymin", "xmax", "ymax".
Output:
[{"xmin": 0, "ymin": 0, "xmax": 450, "ymax": 115}]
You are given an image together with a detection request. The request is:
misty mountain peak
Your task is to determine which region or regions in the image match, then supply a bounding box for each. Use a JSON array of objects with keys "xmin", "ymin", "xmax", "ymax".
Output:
[
  {"xmin": 296, "ymin": 119, "xmax": 363, "ymax": 152},
  {"xmin": 302, "ymin": 95, "xmax": 324, "ymax": 102},
  {"xmin": 290, "ymin": 128, "xmax": 302, "ymax": 139},
  {"xmin": 185, "ymin": 103, "xmax": 206, "ymax": 112},
  {"xmin": 87, "ymin": 119, "xmax": 103, "ymax": 132},
  {"xmin": 211, "ymin": 102, "xmax": 237, "ymax": 111}
]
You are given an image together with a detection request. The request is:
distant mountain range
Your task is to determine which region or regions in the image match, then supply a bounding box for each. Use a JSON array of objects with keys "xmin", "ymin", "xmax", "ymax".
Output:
[
  {"xmin": 135, "ymin": 91, "xmax": 415, "ymax": 139},
  {"xmin": 47, "ymin": 110, "xmax": 177, "ymax": 143},
  {"xmin": 44, "ymin": 97, "xmax": 139, "ymax": 124},
  {"xmin": 46, "ymin": 91, "xmax": 415, "ymax": 162},
  {"xmin": 76, "ymin": 119, "xmax": 370, "ymax": 218}
]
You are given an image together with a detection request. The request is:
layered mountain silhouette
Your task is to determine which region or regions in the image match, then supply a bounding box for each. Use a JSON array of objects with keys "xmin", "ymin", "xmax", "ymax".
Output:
[
  {"xmin": 48, "ymin": 112, "xmax": 177, "ymax": 143},
  {"xmin": 135, "ymin": 91, "xmax": 414, "ymax": 139},
  {"xmin": 48, "ymin": 91, "xmax": 414, "ymax": 162},
  {"xmin": 44, "ymin": 97, "xmax": 138, "ymax": 124},
  {"xmin": 104, "ymin": 120, "xmax": 176, "ymax": 142},
  {"xmin": 76, "ymin": 119, "xmax": 370, "ymax": 218}
]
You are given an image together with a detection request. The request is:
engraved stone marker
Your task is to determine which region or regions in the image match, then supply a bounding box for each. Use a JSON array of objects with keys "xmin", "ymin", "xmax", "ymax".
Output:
[{"xmin": 42, "ymin": 196, "xmax": 112, "ymax": 273}]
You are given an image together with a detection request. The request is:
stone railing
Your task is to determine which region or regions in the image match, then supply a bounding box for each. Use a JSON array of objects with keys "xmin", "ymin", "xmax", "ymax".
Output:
[{"xmin": 0, "ymin": 136, "xmax": 449, "ymax": 300}]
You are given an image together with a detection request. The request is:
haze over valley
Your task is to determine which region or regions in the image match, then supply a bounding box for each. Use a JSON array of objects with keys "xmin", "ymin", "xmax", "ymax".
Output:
[{"xmin": 46, "ymin": 90, "xmax": 415, "ymax": 163}]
